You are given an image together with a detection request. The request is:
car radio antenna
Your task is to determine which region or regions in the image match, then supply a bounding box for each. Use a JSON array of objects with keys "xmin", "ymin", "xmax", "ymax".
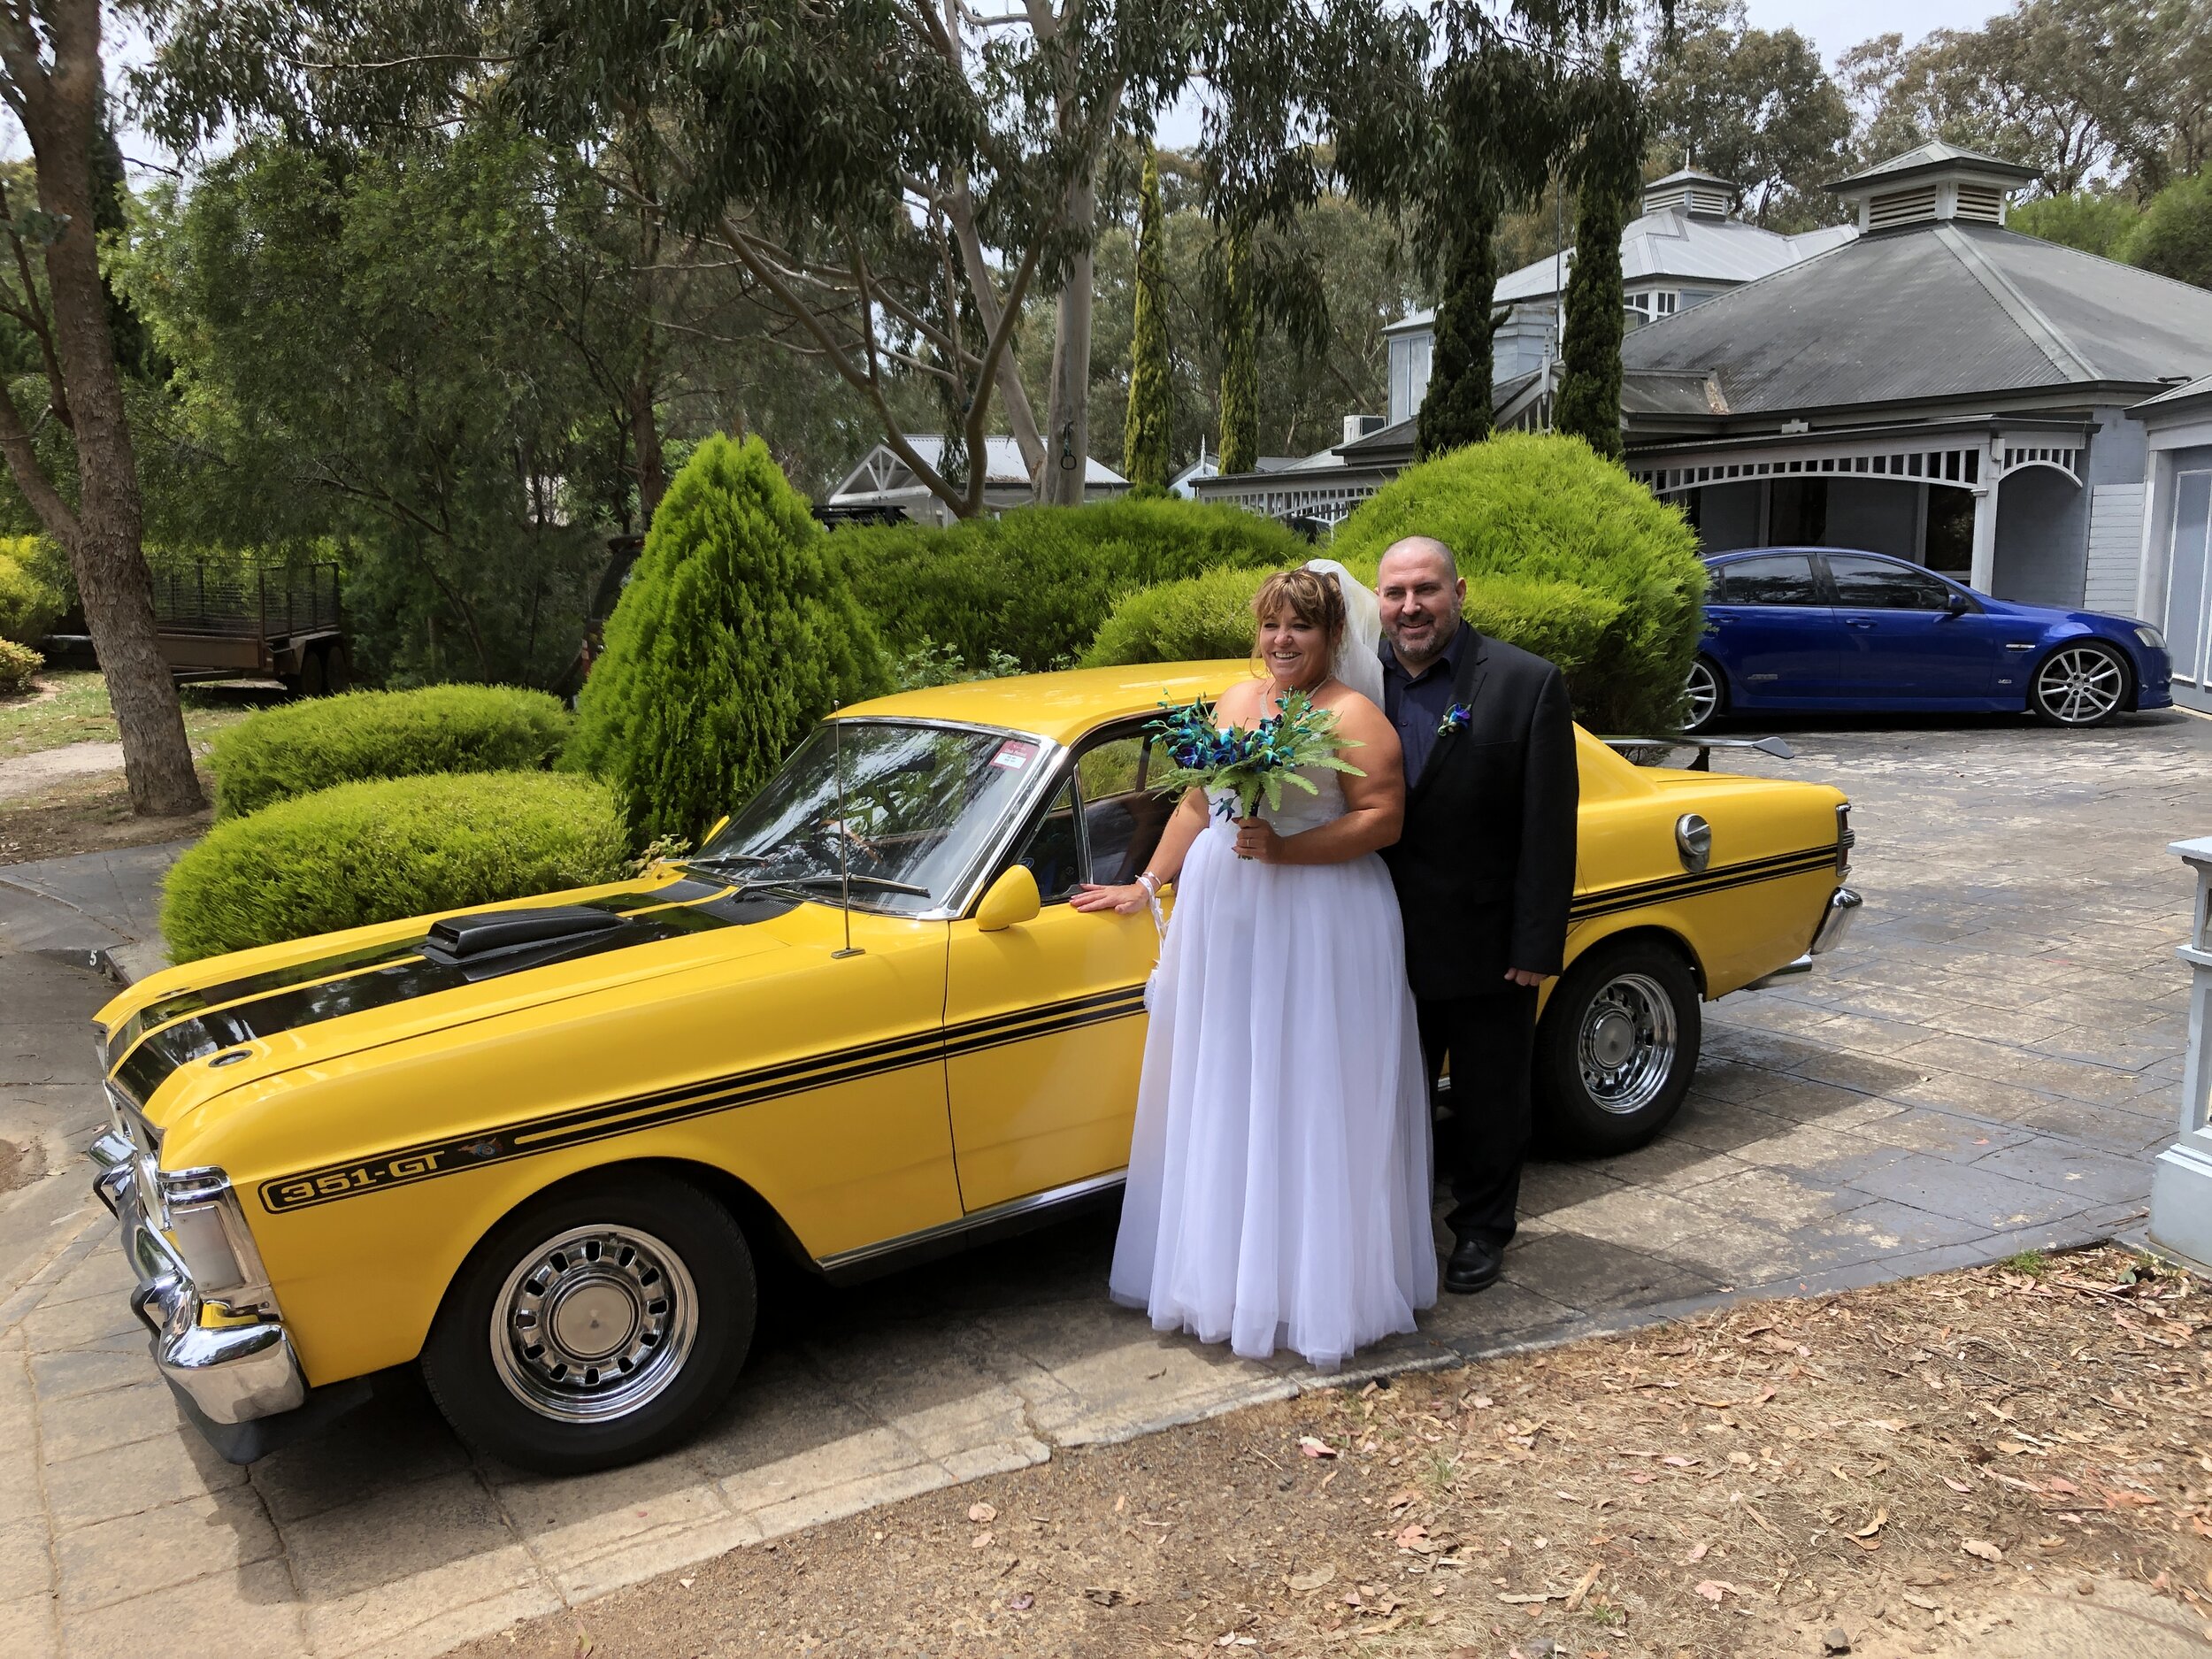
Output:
[{"xmin": 831, "ymin": 707, "xmax": 862, "ymax": 960}]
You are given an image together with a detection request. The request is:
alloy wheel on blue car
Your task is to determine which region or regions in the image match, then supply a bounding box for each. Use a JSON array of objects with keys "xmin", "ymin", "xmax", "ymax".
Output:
[
  {"xmin": 2029, "ymin": 642, "xmax": 2128, "ymax": 728},
  {"xmin": 1682, "ymin": 657, "xmax": 1724, "ymax": 733}
]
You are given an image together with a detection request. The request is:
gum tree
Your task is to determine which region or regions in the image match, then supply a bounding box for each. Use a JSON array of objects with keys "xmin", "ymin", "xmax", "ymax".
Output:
[{"xmin": 0, "ymin": 4, "xmax": 200, "ymax": 814}]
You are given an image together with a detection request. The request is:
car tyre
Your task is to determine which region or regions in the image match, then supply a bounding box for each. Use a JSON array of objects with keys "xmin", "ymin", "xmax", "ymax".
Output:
[
  {"xmin": 1535, "ymin": 937, "xmax": 1701, "ymax": 1157},
  {"xmin": 2028, "ymin": 641, "xmax": 2129, "ymax": 728},
  {"xmin": 1682, "ymin": 656, "xmax": 1725, "ymax": 734},
  {"xmin": 422, "ymin": 1170, "xmax": 756, "ymax": 1474}
]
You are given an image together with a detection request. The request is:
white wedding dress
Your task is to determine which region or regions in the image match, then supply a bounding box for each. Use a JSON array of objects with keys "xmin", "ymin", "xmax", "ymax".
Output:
[{"xmin": 1108, "ymin": 756, "xmax": 1439, "ymax": 1371}]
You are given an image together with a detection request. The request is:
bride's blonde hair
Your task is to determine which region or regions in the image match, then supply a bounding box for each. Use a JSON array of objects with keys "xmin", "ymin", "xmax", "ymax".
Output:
[{"xmin": 1249, "ymin": 567, "xmax": 1347, "ymax": 679}]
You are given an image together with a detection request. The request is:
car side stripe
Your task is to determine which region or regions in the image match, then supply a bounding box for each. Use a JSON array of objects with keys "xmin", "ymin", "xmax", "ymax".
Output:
[
  {"xmin": 255, "ymin": 984, "xmax": 1150, "ymax": 1214},
  {"xmin": 1569, "ymin": 842, "xmax": 1841, "ymax": 921}
]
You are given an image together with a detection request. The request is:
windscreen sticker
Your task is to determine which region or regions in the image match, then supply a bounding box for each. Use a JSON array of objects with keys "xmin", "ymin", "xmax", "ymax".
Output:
[{"xmin": 990, "ymin": 740, "xmax": 1039, "ymax": 770}]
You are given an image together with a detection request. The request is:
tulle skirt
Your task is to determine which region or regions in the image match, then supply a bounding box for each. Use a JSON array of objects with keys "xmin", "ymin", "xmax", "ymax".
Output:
[{"xmin": 1109, "ymin": 818, "xmax": 1438, "ymax": 1369}]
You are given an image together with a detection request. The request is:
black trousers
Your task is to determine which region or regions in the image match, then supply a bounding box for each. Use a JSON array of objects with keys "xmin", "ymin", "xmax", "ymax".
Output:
[{"xmin": 1417, "ymin": 985, "xmax": 1538, "ymax": 1246}]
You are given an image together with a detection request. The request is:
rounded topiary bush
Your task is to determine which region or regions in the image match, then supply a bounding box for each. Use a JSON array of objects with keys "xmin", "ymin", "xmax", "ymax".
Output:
[
  {"xmin": 569, "ymin": 433, "xmax": 889, "ymax": 846},
  {"xmin": 0, "ymin": 537, "xmax": 64, "ymax": 646},
  {"xmin": 1325, "ymin": 432, "xmax": 1705, "ymax": 733},
  {"xmin": 0, "ymin": 637, "xmax": 41, "ymax": 695},
  {"xmin": 161, "ymin": 771, "xmax": 627, "ymax": 962},
  {"xmin": 209, "ymin": 684, "xmax": 572, "ymax": 819},
  {"xmin": 838, "ymin": 495, "xmax": 1305, "ymax": 672}
]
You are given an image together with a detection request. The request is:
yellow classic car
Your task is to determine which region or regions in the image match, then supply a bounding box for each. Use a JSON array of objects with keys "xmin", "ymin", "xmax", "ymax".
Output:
[{"xmin": 87, "ymin": 663, "xmax": 1859, "ymax": 1471}]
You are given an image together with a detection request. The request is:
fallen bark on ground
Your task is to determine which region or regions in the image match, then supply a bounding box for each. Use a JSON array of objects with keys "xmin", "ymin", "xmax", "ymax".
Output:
[{"xmin": 462, "ymin": 1245, "xmax": 2212, "ymax": 1658}]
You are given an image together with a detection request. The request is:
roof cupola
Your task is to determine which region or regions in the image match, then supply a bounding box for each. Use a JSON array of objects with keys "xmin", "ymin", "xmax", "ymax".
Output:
[
  {"xmin": 1826, "ymin": 141, "xmax": 2041, "ymax": 234},
  {"xmin": 1641, "ymin": 167, "xmax": 1738, "ymax": 219}
]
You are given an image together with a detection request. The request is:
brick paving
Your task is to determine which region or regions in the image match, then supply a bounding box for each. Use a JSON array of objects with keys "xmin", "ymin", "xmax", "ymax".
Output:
[{"xmin": 0, "ymin": 709, "xmax": 2204, "ymax": 1657}]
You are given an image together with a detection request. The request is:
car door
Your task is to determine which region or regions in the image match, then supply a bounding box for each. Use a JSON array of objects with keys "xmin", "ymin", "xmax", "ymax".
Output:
[
  {"xmin": 942, "ymin": 722, "xmax": 1168, "ymax": 1212},
  {"xmin": 1704, "ymin": 553, "xmax": 1842, "ymax": 702},
  {"xmin": 1825, "ymin": 553, "xmax": 2001, "ymax": 699}
]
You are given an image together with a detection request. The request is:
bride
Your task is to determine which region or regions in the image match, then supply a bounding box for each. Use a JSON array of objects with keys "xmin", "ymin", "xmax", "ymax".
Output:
[{"xmin": 1071, "ymin": 563, "xmax": 1438, "ymax": 1369}]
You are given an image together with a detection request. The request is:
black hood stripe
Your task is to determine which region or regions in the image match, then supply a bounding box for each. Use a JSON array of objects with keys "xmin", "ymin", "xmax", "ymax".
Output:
[
  {"xmin": 257, "ymin": 983, "xmax": 1149, "ymax": 1216},
  {"xmin": 111, "ymin": 887, "xmax": 687, "ymax": 1056},
  {"xmin": 110, "ymin": 883, "xmax": 787, "ymax": 1110}
]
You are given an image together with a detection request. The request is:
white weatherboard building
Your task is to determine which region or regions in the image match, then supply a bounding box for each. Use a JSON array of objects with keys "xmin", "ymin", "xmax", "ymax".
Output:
[
  {"xmin": 1617, "ymin": 142, "xmax": 2212, "ymax": 630},
  {"xmin": 2137, "ymin": 376, "xmax": 2212, "ymax": 713}
]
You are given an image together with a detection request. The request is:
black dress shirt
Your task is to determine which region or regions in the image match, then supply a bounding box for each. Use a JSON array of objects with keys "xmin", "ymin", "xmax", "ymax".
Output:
[{"xmin": 1380, "ymin": 625, "xmax": 1471, "ymax": 787}]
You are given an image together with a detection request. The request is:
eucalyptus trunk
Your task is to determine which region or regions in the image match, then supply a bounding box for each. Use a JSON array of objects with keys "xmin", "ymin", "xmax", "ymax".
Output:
[
  {"xmin": 1041, "ymin": 166, "xmax": 1098, "ymax": 507},
  {"xmin": 0, "ymin": 0, "xmax": 200, "ymax": 816},
  {"xmin": 1217, "ymin": 222, "xmax": 1258, "ymax": 475}
]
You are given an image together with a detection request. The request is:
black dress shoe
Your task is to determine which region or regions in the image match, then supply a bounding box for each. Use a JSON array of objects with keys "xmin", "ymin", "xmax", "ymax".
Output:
[{"xmin": 1444, "ymin": 1233, "xmax": 1502, "ymax": 1294}]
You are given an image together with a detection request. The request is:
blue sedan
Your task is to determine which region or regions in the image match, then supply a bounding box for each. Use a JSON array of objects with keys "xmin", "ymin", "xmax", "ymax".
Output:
[{"xmin": 1685, "ymin": 548, "xmax": 2174, "ymax": 732}]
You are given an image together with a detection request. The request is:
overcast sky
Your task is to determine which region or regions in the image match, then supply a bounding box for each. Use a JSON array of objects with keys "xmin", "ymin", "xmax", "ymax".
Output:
[{"xmin": 1741, "ymin": 0, "xmax": 2003, "ymax": 65}]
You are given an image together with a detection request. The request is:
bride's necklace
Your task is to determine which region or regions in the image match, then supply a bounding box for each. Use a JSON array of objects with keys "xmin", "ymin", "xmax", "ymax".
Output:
[{"xmin": 1264, "ymin": 671, "xmax": 1334, "ymax": 709}]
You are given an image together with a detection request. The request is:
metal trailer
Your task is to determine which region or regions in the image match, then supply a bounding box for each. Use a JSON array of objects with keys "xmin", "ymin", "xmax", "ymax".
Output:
[{"xmin": 144, "ymin": 563, "xmax": 349, "ymax": 695}]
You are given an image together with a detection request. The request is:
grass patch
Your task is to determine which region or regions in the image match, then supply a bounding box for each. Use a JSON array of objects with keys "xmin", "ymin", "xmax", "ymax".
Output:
[
  {"xmin": 1996, "ymin": 1248, "xmax": 2049, "ymax": 1278},
  {"xmin": 0, "ymin": 669, "xmax": 277, "ymax": 762}
]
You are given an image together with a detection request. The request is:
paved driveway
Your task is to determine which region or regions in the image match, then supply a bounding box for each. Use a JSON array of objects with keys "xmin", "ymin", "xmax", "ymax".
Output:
[{"xmin": 1, "ymin": 711, "xmax": 2204, "ymax": 1658}]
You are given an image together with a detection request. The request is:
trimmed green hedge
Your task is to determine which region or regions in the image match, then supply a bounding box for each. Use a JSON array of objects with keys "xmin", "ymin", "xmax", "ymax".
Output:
[
  {"xmin": 209, "ymin": 685, "xmax": 572, "ymax": 819},
  {"xmin": 0, "ymin": 638, "xmax": 39, "ymax": 695},
  {"xmin": 836, "ymin": 495, "xmax": 1305, "ymax": 672},
  {"xmin": 1080, "ymin": 435, "xmax": 1701, "ymax": 732},
  {"xmin": 161, "ymin": 771, "xmax": 628, "ymax": 962},
  {"xmin": 1325, "ymin": 433, "xmax": 1705, "ymax": 733}
]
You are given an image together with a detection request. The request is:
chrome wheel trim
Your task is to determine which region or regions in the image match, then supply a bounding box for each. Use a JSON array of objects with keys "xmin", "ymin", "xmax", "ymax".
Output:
[
  {"xmin": 1578, "ymin": 972, "xmax": 1679, "ymax": 1117},
  {"xmin": 2035, "ymin": 646, "xmax": 2125, "ymax": 725},
  {"xmin": 1683, "ymin": 659, "xmax": 1720, "ymax": 731},
  {"xmin": 488, "ymin": 1224, "xmax": 698, "ymax": 1424}
]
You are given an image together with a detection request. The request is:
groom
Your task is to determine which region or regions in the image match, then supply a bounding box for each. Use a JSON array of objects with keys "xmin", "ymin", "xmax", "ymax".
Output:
[{"xmin": 1376, "ymin": 536, "xmax": 1578, "ymax": 1294}]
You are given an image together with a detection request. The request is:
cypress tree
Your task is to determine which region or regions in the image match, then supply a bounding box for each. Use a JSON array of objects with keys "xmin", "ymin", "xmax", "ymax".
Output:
[
  {"xmin": 1123, "ymin": 147, "xmax": 1173, "ymax": 496},
  {"xmin": 1415, "ymin": 196, "xmax": 1502, "ymax": 459},
  {"xmin": 570, "ymin": 434, "xmax": 889, "ymax": 844},
  {"xmin": 1217, "ymin": 222, "xmax": 1258, "ymax": 475},
  {"xmin": 1555, "ymin": 50, "xmax": 1639, "ymax": 462}
]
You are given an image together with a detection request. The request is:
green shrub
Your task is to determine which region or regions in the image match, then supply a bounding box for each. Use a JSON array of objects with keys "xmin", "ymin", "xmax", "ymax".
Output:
[
  {"xmin": 0, "ymin": 537, "xmax": 64, "ymax": 646},
  {"xmin": 2124, "ymin": 168, "xmax": 2212, "ymax": 289},
  {"xmin": 0, "ymin": 637, "xmax": 40, "ymax": 694},
  {"xmin": 161, "ymin": 771, "xmax": 627, "ymax": 962},
  {"xmin": 209, "ymin": 684, "xmax": 572, "ymax": 819},
  {"xmin": 836, "ymin": 495, "xmax": 1304, "ymax": 672},
  {"xmin": 1083, "ymin": 562, "xmax": 1623, "ymax": 696},
  {"xmin": 1328, "ymin": 433, "xmax": 1704, "ymax": 732},
  {"xmin": 569, "ymin": 434, "xmax": 889, "ymax": 845}
]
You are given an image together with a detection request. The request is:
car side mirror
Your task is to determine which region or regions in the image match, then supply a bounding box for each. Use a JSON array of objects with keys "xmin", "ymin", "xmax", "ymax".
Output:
[
  {"xmin": 975, "ymin": 864, "xmax": 1041, "ymax": 932},
  {"xmin": 1945, "ymin": 590, "xmax": 1970, "ymax": 615}
]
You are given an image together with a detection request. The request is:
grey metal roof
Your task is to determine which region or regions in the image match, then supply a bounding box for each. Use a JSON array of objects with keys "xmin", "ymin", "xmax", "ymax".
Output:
[
  {"xmin": 1371, "ymin": 212, "xmax": 1855, "ymax": 327},
  {"xmin": 1827, "ymin": 140, "xmax": 2041, "ymax": 193},
  {"xmin": 830, "ymin": 434, "xmax": 1125, "ymax": 498},
  {"xmin": 2133, "ymin": 373, "xmax": 2212, "ymax": 421},
  {"xmin": 1617, "ymin": 219, "xmax": 2212, "ymax": 415}
]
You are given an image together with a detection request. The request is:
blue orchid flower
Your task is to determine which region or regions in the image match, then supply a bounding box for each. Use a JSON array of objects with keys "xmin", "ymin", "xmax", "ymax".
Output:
[{"xmin": 1436, "ymin": 703, "xmax": 1472, "ymax": 737}]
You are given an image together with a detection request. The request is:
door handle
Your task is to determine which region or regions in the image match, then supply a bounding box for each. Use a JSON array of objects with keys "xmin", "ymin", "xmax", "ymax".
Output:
[{"xmin": 1844, "ymin": 618, "xmax": 1876, "ymax": 629}]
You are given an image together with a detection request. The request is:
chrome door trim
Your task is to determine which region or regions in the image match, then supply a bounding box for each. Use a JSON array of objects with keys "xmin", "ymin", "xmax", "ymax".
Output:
[{"xmin": 816, "ymin": 1169, "xmax": 1127, "ymax": 1272}]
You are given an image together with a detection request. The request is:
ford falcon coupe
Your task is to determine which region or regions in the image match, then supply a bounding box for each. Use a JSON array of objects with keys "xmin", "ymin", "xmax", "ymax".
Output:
[{"xmin": 87, "ymin": 663, "xmax": 1860, "ymax": 1472}]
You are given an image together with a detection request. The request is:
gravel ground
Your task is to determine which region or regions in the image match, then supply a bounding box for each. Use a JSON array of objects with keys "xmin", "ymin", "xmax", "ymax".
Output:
[{"xmin": 456, "ymin": 1246, "xmax": 2212, "ymax": 1659}]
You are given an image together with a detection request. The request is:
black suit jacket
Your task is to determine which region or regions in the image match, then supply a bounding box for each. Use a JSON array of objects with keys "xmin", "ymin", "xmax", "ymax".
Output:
[{"xmin": 1380, "ymin": 630, "xmax": 1579, "ymax": 1001}]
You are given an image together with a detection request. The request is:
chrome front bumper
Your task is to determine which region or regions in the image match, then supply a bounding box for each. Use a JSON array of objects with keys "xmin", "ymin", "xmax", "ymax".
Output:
[{"xmin": 88, "ymin": 1131, "xmax": 307, "ymax": 1425}]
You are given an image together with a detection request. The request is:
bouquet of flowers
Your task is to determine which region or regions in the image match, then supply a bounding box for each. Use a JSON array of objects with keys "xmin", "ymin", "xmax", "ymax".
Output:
[{"xmin": 1147, "ymin": 687, "xmax": 1365, "ymax": 822}]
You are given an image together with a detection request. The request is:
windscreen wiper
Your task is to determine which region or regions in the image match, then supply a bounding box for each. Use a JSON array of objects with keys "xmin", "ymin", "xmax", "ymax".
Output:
[{"xmin": 767, "ymin": 873, "xmax": 933, "ymax": 898}]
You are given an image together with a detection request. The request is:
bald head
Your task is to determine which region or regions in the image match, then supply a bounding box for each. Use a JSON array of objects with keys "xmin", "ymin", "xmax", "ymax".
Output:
[{"xmin": 1377, "ymin": 536, "xmax": 1466, "ymax": 672}]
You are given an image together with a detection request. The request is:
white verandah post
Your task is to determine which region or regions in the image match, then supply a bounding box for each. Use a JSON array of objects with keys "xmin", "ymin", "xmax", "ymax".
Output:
[
  {"xmin": 1968, "ymin": 481, "xmax": 1999, "ymax": 594},
  {"xmin": 2149, "ymin": 837, "xmax": 2212, "ymax": 1274}
]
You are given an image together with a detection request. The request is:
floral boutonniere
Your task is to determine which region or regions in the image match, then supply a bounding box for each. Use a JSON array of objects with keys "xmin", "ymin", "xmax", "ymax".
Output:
[{"xmin": 1436, "ymin": 703, "xmax": 1472, "ymax": 738}]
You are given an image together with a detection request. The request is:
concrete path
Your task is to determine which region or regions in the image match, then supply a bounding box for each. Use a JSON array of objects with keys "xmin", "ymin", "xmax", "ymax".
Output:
[
  {"xmin": 0, "ymin": 713, "xmax": 2204, "ymax": 1658},
  {"xmin": 0, "ymin": 743, "xmax": 124, "ymax": 805}
]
